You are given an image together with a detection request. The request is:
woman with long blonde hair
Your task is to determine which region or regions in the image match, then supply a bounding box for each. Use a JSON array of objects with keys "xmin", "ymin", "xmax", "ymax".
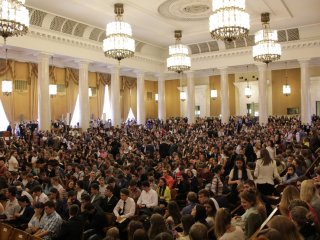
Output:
[
  {"xmin": 279, "ymin": 185, "xmax": 300, "ymax": 216},
  {"xmin": 268, "ymin": 215, "xmax": 304, "ymax": 240},
  {"xmin": 300, "ymin": 179, "xmax": 320, "ymax": 226}
]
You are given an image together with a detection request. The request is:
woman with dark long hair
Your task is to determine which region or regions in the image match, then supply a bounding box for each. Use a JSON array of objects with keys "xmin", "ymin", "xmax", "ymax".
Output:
[
  {"xmin": 148, "ymin": 214, "xmax": 172, "ymax": 240},
  {"xmin": 228, "ymin": 155, "xmax": 253, "ymax": 202}
]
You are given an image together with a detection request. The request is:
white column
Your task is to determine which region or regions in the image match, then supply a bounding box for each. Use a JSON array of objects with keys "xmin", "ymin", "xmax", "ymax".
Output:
[
  {"xmin": 38, "ymin": 53, "xmax": 51, "ymax": 131},
  {"xmin": 111, "ymin": 66, "xmax": 121, "ymax": 127},
  {"xmin": 137, "ymin": 72, "xmax": 145, "ymax": 125},
  {"xmin": 79, "ymin": 61, "xmax": 90, "ymax": 130},
  {"xmin": 157, "ymin": 74, "xmax": 166, "ymax": 121},
  {"xmin": 187, "ymin": 71, "xmax": 195, "ymax": 124},
  {"xmin": 220, "ymin": 68, "xmax": 230, "ymax": 124},
  {"xmin": 257, "ymin": 64, "xmax": 268, "ymax": 125},
  {"xmin": 300, "ymin": 59, "xmax": 311, "ymax": 125}
]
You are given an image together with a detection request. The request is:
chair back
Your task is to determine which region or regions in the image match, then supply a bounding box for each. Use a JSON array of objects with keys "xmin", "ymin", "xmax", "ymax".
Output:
[
  {"xmin": 0, "ymin": 223, "xmax": 13, "ymax": 240},
  {"xmin": 10, "ymin": 228, "xmax": 30, "ymax": 240}
]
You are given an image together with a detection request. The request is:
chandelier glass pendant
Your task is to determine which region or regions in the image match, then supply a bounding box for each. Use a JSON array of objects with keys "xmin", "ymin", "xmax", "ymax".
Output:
[
  {"xmin": 2, "ymin": 48, "xmax": 12, "ymax": 96},
  {"xmin": 167, "ymin": 30, "xmax": 191, "ymax": 74},
  {"xmin": 253, "ymin": 12, "xmax": 281, "ymax": 64},
  {"xmin": 283, "ymin": 62, "xmax": 291, "ymax": 96},
  {"xmin": 103, "ymin": 3, "xmax": 135, "ymax": 62},
  {"xmin": 244, "ymin": 79, "xmax": 252, "ymax": 98},
  {"xmin": 209, "ymin": 0, "xmax": 250, "ymax": 42},
  {"xmin": 0, "ymin": 0, "xmax": 29, "ymax": 43}
]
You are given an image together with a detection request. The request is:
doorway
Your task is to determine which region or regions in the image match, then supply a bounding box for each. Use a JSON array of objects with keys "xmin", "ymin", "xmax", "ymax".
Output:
[{"xmin": 246, "ymin": 102, "xmax": 259, "ymax": 116}]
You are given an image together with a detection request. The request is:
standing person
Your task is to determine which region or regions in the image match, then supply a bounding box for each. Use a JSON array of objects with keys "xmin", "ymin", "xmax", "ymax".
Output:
[
  {"xmin": 254, "ymin": 148, "xmax": 282, "ymax": 196},
  {"xmin": 228, "ymin": 156, "xmax": 253, "ymax": 202}
]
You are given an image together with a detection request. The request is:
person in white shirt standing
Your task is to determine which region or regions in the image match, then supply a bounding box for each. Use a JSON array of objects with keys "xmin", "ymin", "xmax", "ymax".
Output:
[
  {"xmin": 254, "ymin": 148, "xmax": 282, "ymax": 196},
  {"xmin": 137, "ymin": 181, "xmax": 158, "ymax": 216},
  {"xmin": 8, "ymin": 151, "xmax": 19, "ymax": 172}
]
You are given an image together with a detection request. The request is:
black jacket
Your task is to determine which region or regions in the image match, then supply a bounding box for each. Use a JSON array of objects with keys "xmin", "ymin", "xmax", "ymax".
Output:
[
  {"xmin": 102, "ymin": 195, "xmax": 118, "ymax": 213},
  {"xmin": 55, "ymin": 216, "xmax": 84, "ymax": 240}
]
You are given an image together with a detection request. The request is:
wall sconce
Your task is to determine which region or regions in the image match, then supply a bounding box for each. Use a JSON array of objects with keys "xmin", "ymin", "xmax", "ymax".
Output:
[
  {"xmin": 88, "ymin": 88, "xmax": 93, "ymax": 97},
  {"xmin": 211, "ymin": 89, "xmax": 217, "ymax": 100},
  {"xmin": 155, "ymin": 93, "xmax": 158, "ymax": 101},
  {"xmin": 2, "ymin": 80, "xmax": 12, "ymax": 96},
  {"xmin": 282, "ymin": 62, "xmax": 291, "ymax": 96},
  {"xmin": 49, "ymin": 84, "xmax": 57, "ymax": 96},
  {"xmin": 180, "ymin": 91, "xmax": 186, "ymax": 101}
]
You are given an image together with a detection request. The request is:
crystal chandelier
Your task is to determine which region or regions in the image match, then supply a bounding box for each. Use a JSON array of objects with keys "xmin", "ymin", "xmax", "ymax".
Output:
[
  {"xmin": 0, "ymin": 0, "xmax": 29, "ymax": 43},
  {"xmin": 167, "ymin": 30, "xmax": 191, "ymax": 74},
  {"xmin": 103, "ymin": 3, "xmax": 135, "ymax": 62},
  {"xmin": 209, "ymin": 0, "xmax": 250, "ymax": 42},
  {"xmin": 2, "ymin": 48, "xmax": 12, "ymax": 96},
  {"xmin": 253, "ymin": 12, "xmax": 281, "ymax": 64},
  {"xmin": 283, "ymin": 62, "xmax": 291, "ymax": 96}
]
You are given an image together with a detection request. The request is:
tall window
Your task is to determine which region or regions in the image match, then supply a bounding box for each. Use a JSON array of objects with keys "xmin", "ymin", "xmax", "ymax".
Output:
[
  {"xmin": 0, "ymin": 99, "xmax": 9, "ymax": 131},
  {"xmin": 70, "ymin": 95, "xmax": 80, "ymax": 127},
  {"xmin": 102, "ymin": 85, "xmax": 111, "ymax": 121},
  {"xmin": 126, "ymin": 107, "xmax": 135, "ymax": 122}
]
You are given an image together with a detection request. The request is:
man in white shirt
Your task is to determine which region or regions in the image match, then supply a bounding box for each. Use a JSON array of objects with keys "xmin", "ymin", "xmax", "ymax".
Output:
[
  {"xmin": 8, "ymin": 151, "xmax": 19, "ymax": 172},
  {"xmin": 113, "ymin": 188, "xmax": 135, "ymax": 238},
  {"xmin": 0, "ymin": 186, "xmax": 21, "ymax": 220},
  {"xmin": 32, "ymin": 186, "xmax": 49, "ymax": 204},
  {"xmin": 137, "ymin": 181, "xmax": 158, "ymax": 216}
]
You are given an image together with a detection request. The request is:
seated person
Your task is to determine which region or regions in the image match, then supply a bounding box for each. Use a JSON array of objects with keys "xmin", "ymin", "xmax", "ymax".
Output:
[
  {"xmin": 0, "ymin": 186, "xmax": 21, "ymax": 221},
  {"xmin": 102, "ymin": 185, "xmax": 118, "ymax": 213},
  {"xmin": 282, "ymin": 164, "xmax": 299, "ymax": 184},
  {"xmin": 34, "ymin": 200, "xmax": 63, "ymax": 240},
  {"xmin": 9, "ymin": 196, "xmax": 34, "ymax": 229},
  {"xmin": 25, "ymin": 202, "xmax": 44, "ymax": 234},
  {"xmin": 56, "ymin": 205, "xmax": 84, "ymax": 240},
  {"xmin": 137, "ymin": 181, "xmax": 158, "ymax": 216}
]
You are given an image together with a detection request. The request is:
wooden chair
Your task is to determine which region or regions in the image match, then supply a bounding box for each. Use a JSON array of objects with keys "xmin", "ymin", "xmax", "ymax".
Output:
[
  {"xmin": 9, "ymin": 228, "xmax": 30, "ymax": 240},
  {"xmin": 249, "ymin": 207, "xmax": 279, "ymax": 240},
  {"xmin": 105, "ymin": 213, "xmax": 116, "ymax": 227},
  {"xmin": 0, "ymin": 223, "xmax": 13, "ymax": 240},
  {"xmin": 29, "ymin": 235, "xmax": 43, "ymax": 240}
]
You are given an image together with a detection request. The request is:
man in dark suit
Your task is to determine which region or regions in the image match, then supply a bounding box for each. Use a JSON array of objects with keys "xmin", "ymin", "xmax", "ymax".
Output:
[
  {"xmin": 9, "ymin": 196, "xmax": 34, "ymax": 229},
  {"xmin": 102, "ymin": 185, "xmax": 118, "ymax": 213},
  {"xmin": 56, "ymin": 204, "xmax": 83, "ymax": 240},
  {"xmin": 90, "ymin": 183, "xmax": 104, "ymax": 209}
]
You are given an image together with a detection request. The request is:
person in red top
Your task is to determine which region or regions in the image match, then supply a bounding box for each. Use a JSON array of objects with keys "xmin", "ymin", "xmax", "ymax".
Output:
[
  {"xmin": 162, "ymin": 169, "xmax": 174, "ymax": 189},
  {"xmin": 0, "ymin": 158, "xmax": 7, "ymax": 177}
]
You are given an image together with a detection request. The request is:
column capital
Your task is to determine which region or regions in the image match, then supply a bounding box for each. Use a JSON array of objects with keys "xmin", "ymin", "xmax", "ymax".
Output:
[
  {"xmin": 38, "ymin": 52, "xmax": 52, "ymax": 61},
  {"xmin": 155, "ymin": 73, "xmax": 165, "ymax": 80},
  {"xmin": 135, "ymin": 71, "xmax": 145, "ymax": 78},
  {"xmin": 186, "ymin": 71, "xmax": 194, "ymax": 78},
  {"xmin": 110, "ymin": 65, "xmax": 120, "ymax": 74},
  {"xmin": 256, "ymin": 64, "xmax": 267, "ymax": 71},
  {"xmin": 299, "ymin": 58, "xmax": 310, "ymax": 66},
  {"xmin": 218, "ymin": 67, "xmax": 228, "ymax": 75}
]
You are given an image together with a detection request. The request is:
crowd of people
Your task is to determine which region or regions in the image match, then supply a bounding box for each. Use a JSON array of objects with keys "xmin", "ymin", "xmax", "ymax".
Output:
[{"xmin": 0, "ymin": 115, "xmax": 320, "ymax": 240}]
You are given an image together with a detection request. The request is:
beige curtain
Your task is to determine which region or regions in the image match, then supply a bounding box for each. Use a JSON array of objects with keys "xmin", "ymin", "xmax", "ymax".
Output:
[
  {"xmin": 121, "ymin": 76, "xmax": 137, "ymax": 120},
  {"xmin": 96, "ymin": 73, "xmax": 111, "ymax": 118},
  {"xmin": 0, "ymin": 60, "xmax": 16, "ymax": 122},
  {"xmin": 65, "ymin": 68, "xmax": 79, "ymax": 115},
  {"xmin": 28, "ymin": 63, "xmax": 38, "ymax": 120}
]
